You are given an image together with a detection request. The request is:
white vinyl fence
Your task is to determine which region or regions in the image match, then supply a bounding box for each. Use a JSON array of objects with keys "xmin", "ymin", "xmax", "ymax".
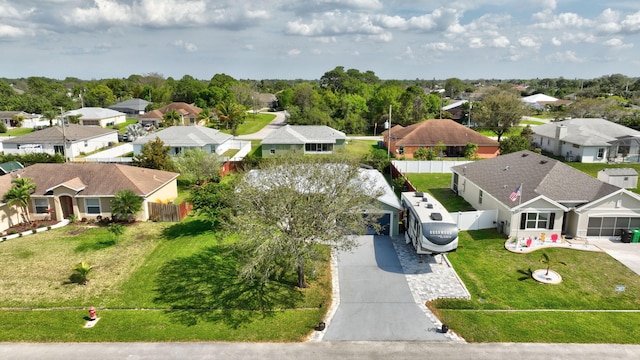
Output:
[
  {"xmin": 392, "ymin": 160, "xmax": 472, "ymax": 173},
  {"xmin": 450, "ymin": 209, "xmax": 499, "ymax": 231}
]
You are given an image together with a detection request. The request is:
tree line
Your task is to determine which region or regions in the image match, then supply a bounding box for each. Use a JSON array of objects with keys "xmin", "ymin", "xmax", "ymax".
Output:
[{"xmin": 2, "ymin": 69, "xmax": 640, "ymax": 134}]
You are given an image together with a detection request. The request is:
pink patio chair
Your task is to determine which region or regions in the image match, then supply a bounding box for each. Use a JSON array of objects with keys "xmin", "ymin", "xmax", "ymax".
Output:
[
  {"xmin": 551, "ymin": 234, "xmax": 559, "ymax": 243},
  {"xmin": 526, "ymin": 238, "xmax": 532, "ymax": 247}
]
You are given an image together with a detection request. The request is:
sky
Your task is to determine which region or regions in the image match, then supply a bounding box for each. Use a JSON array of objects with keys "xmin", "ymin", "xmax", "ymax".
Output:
[{"xmin": 2, "ymin": 0, "xmax": 640, "ymax": 81}]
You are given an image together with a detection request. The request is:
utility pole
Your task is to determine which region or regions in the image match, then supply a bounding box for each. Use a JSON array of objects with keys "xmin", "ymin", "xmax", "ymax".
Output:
[{"xmin": 59, "ymin": 108, "xmax": 67, "ymax": 162}]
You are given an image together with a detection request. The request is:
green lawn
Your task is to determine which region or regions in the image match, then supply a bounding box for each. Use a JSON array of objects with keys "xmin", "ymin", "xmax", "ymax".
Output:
[
  {"xmin": 0, "ymin": 128, "xmax": 34, "ymax": 137},
  {"xmin": 404, "ymin": 173, "xmax": 474, "ymax": 211},
  {"xmin": 432, "ymin": 229, "xmax": 640, "ymax": 343},
  {"xmin": 220, "ymin": 113, "xmax": 276, "ymax": 136},
  {"xmin": 0, "ymin": 218, "xmax": 329, "ymax": 342},
  {"xmin": 345, "ymin": 140, "xmax": 379, "ymax": 156}
]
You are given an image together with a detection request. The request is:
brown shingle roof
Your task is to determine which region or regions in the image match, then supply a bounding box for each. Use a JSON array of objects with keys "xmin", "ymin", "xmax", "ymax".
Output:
[
  {"xmin": 383, "ymin": 119, "xmax": 498, "ymax": 146},
  {"xmin": 3, "ymin": 163, "xmax": 178, "ymax": 197}
]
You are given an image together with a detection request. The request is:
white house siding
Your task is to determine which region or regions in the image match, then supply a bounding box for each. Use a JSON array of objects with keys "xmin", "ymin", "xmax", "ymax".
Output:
[
  {"xmin": 508, "ymin": 198, "xmax": 564, "ymax": 240},
  {"xmin": 573, "ymin": 192, "xmax": 640, "ymax": 239},
  {"xmin": 2, "ymin": 133, "xmax": 117, "ymax": 158}
]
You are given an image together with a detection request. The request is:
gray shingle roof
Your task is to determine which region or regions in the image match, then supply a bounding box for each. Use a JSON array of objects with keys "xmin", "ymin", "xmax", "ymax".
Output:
[
  {"xmin": 261, "ymin": 125, "xmax": 346, "ymax": 145},
  {"xmin": 451, "ymin": 150, "xmax": 620, "ymax": 207},
  {"xmin": 133, "ymin": 126, "xmax": 232, "ymax": 146},
  {"xmin": 533, "ymin": 118, "xmax": 640, "ymax": 146},
  {"xmin": 2, "ymin": 124, "xmax": 116, "ymax": 144},
  {"xmin": 109, "ymin": 98, "xmax": 150, "ymax": 112}
]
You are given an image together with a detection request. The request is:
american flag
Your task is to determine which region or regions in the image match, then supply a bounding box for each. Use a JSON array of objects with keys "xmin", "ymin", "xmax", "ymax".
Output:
[{"xmin": 509, "ymin": 184, "xmax": 522, "ymax": 202}]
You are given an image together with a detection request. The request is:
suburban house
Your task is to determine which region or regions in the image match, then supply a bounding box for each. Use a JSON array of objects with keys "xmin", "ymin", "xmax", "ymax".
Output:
[
  {"xmin": 450, "ymin": 150, "xmax": 640, "ymax": 240},
  {"xmin": 109, "ymin": 98, "xmax": 150, "ymax": 116},
  {"xmin": 532, "ymin": 118, "xmax": 640, "ymax": 163},
  {"xmin": 521, "ymin": 94, "xmax": 572, "ymax": 110},
  {"xmin": 244, "ymin": 166, "xmax": 401, "ymax": 236},
  {"xmin": 442, "ymin": 100, "xmax": 468, "ymax": 123},
  {"xmin": 261, "ymin": 125, "xmax": 347, "ymax": 157},
  {"xmin": 381, "ymin": 119, "xmax": 499, "ymax": 159},
  {"xmin": 138, "ymin": 102, "xmax": 204, "ymax": 127},
  {"xmin": 65, "ymin": 107, "xmax": 127, "ymax": 127},
  {"xmin": 0, "ymin": 111, "xmax": 40, "ymax": 128},
  {"xmin": 0, "ymin": 124, "xmax": 118, "ymax": 160},
  {"xmin": 132, "ymin": 125, "xmax": 234, "ymax": 156},
  {"xmin": 0, "ymin": 163, "xmax": 179, "ymax": 232}
]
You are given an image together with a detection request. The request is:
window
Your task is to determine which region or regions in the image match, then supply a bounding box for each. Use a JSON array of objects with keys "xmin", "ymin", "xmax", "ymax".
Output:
[
  {"xmin": 84, "ymin": 140, "xmax": 89, "ymax": 147},
  {"xmin": 597, "ymin": 148, "xmax": 604, "ymax": 158},
  {"xmin": 85, "ymin": 198, "xmax": 101, "ymax": 215},
  {"xmin": 398, "ymin": 146, "xmax": 404, "ymax": 155},
  {"xmin": 305, "ymin": 143, "xmax": 333, "ymax": 153},
  {"xmin": 478, "ymin": 190, "xmax": 483, "ymax": 205},
  {"xmin": 520, "ymin": 212, "xmax": 555, "ymax": 230},
  {"xmin": 34, "ymin": 198, "xmax": 49, "ymax": 214},
  {"xmin": 270, "ymin": 146, "xmax": 275, "ymax": 154}
]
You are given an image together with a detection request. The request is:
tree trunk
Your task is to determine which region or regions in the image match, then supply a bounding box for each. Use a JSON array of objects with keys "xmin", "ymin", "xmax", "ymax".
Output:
[{"xmin": 297, "ymin": 262, "xmax": 307, "ymax": 288}]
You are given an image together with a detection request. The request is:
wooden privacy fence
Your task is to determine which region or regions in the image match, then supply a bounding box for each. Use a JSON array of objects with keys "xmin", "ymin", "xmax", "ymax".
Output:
[{"xmin": 148, "ymin": 202, "xmax": 193, "ymax": 222}]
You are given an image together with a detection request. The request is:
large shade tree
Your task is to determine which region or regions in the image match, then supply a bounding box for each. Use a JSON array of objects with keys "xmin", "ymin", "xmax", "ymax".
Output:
[
  {"xmin": 132, "ymin": 137, "xmax": 174, "ymax": 171},
  {"xmin": 232, "ymin": 155, "xmax": 384, "ymax": 288},
  {"xmin": 473, "ymin": 89, "xmax": 526, "ymax": 142},
  {"xmin": 172, "ymin": 148, "xmax": 223, "ymax": 184}
]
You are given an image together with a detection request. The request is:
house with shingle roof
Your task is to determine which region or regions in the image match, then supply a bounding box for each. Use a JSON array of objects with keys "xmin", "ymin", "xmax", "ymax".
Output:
[
  {"xmin": 0, "ymin": 163, "xmax": 179, "ymax": 232},
  {"xmin": 109, "ymin": 98, "xmax": 150, "ymax": 116},
  {"xmin": 0, "ymin": 124, "xmax": 118, "ymax": 159},
  {"xmin": 532, "ymin": 118, "xmax": 640, "ymax": 163},
  {"xmin": 450, "ymin": 150, "xmax": 640, "ymax": 240},
  {"xmin": 65, "ymin": 107, "xmax": 126, "ymax": 127},
  {"xmin": 260, "ymin": 125, "xmax": 346, "ymax": 157},
  {"xmin": 138, "ymin": 102, "xmax": 204, "ymax": 127},
  {"xmin": 132, "ymin": 125, "xmax": 233, "ymax": 156},
  {"xmin": 381, "ymin": 119, "xmax": 499, "ymax": 159}
]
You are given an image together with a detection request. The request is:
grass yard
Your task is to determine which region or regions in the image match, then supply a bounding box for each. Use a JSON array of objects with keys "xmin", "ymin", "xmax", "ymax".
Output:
[
  {"xmin": 0, "ymin": 217, "xmax": 330, "ymax": 342},
  {"xmin": 404, "ymin": 173, "xmax": 474, "ymax": 212},
  {"xmin": 431, "ymin": 229, "xmax": 640, "ymax": 343},
  {"xmin": 0, "ymin": 127, "xmax": 34, "ymax": 137},
  {"xmin": 220, "ymin": 113, "xmax": 276, "ymax": 136},
  {"xmin": 345, "ymin": 140, "xmax": 379, "ymax": 156}
]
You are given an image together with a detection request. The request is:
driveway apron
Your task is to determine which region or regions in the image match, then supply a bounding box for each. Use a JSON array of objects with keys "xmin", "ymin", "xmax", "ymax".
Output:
[{"xmin": 322, "ymin": 235, "xmax": 447, "ymax": 341}]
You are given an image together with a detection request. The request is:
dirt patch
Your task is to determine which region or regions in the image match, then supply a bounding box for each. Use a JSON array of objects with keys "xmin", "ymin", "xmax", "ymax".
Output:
[{"xmin": 4, "ymin": 220, "xmax": 59, "ymax": 236}]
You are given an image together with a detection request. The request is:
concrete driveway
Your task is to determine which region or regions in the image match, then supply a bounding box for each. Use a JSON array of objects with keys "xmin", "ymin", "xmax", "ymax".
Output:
[
  {"xmin": 589, "ymin": 238, "xmax": 640, "ymax": 275},
  {"xmin": 321, "ymin": 235, "xmax": 448, "ymax": 341}
]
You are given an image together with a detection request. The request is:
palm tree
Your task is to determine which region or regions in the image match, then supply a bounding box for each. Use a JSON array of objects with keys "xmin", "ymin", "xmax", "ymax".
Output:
[
  {"xmin": 71, "ymin": 260, "xmax": 94, "ymax": 285},
  {"xmin": 215, "ymin": 100, "xmax": 246, "ymax": 136},
  {"xmin": 11, "ymin": 114, "xmax": 26, "ymax": 128},
  {"xmin": 2, "ymin": 177, "xmax": 36, "ymax": 224},
  {"xmin": 162, "ymin": 109, "xmax": 181, "ymax": 127},
  {"xmin": 539, "ymin": 253, "xmax": 567, "ymax": 276},
  {"xmin": 110, "ymin": 189, "xmax": 143, "ymax": 223}
]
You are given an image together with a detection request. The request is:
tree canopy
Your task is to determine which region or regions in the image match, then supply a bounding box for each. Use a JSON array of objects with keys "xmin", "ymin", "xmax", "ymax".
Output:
[
  {"xmin": 231, "ymin": 155, "xmax": 384, "ymax": 288},
  {"xmin": 473, "ymin": 89, "xmax": 526, "ymax": 142}
]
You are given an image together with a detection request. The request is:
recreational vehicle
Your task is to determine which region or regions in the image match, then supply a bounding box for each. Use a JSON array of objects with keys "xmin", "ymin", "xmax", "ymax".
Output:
[{"xmin": 401, "ymin": 191, "xmax": 458, "ymax": 255}]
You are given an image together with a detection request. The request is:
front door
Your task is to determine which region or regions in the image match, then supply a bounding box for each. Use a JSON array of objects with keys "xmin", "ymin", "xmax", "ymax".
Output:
[{"xmin": 59, "ymin": 196, "xmax": 74, "ymax": 219}]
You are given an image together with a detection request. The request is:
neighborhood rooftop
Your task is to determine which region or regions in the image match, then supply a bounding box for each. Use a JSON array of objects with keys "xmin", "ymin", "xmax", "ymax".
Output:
[{"xmin": 261, "ymin": 125, "xmax": 346, "ymax": 145}]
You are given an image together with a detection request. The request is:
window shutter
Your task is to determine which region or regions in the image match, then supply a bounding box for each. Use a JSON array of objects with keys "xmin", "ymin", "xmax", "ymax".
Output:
[
  {"xmin": 520, "ymin": 213, "xmax": 526, "ymax": 230},
  {"xmin": 548, "ymin": 213, "xmax": 555, "ymax": 229}
]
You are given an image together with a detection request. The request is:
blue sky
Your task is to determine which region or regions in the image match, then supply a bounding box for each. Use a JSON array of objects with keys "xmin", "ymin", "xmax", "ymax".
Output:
[{"xmin": 2, "ymin": 0, "xmax": 640, "ymax": 80}]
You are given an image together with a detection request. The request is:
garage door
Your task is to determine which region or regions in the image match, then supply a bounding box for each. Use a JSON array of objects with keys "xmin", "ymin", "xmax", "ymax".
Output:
[{"xmin": 366, "ymin": 213, "xmax": 390, "ymax": 236}]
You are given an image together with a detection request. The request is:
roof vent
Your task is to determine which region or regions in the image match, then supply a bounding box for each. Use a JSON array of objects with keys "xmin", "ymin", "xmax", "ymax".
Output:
[
  {"xmin": 504, "ymin": 165, "xmax": 510, "ymax": 171},
  {"xmin": 425, "ymin": 203, "xmax": 433, "ymax": 209},
  {"xmin": 415, "ymin": 191, "xmax": 423, "ymax": 197},
  {"xmin": 540, "ymin": 160, "xmax": 548, "ymax": 164},
  {"xmin": 522, "ymin": 153, "xmax": 529, "ymax": 157},
  {"xmin": 430, "ymin": 213, "xmax": 443, "ymax": 221}
]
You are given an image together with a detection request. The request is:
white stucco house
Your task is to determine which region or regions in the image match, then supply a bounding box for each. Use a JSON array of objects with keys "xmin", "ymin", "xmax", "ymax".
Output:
[
  {"xmin": 532, "ymin": 118, "xmax": 640, "ymax": 163},
  {"xmin": 65, "ymin": 107, "xmax": 127, "ymax": 127},
  {"xmin": 0, "ymin": 124, "xmax": 118, "ymax": 160},
  {"xmin": 450, "ymin": 150, "xmax": 640, "ymax": 240},
  {"xmin": 132, "ymin": 125, "xmax": 234, "ymax": 156}
]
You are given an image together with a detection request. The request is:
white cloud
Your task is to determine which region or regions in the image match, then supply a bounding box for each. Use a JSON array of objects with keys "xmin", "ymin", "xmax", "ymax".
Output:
[
  {"xmin": 423, "ymin": 42, "xmax": 456, "ymax": 52},
  {"xmin": 285, "ymin": 10, "xmax": 386, "ymax": 37},
  {"xmin": 604, "ymin": 38, "xmax": 633, "ymax": 49},
  {"xmin": 533, "ymin": 12, "xmax": 592, "ymax": 30},
  {"xmin": 468, "ymin": 37, "xmax": 484, "ymax": 49},
  {"xmin": 621, "ymin": 10, "xmax": 640, "ymax": 33},
  {"xmin": 518, "ymin": 36, "xmax": 540, "ymax": 49},
  {"xmin": 287, "ymin": 49, "xmax": 301, "ymax": 56},
  {"xmin": 546, "ymin": 50, "xmax": 584, "ymax": 63},
  {"xmin": 551, "ymin": 37, "xmax": 562, "ymax": 46},
  {"xmin": 406, "ymin": 8, "xmax": 459, "ymax": 32},
  {"xmin": 172, "ymin": 40, "xmax": 198, "ymax": 52}
]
